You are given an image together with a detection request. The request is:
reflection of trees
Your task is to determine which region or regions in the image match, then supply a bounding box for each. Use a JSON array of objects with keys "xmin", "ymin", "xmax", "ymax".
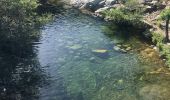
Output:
[{"xmin": 0, "ymin": 30, "xmax": 46, "ymax": 100}]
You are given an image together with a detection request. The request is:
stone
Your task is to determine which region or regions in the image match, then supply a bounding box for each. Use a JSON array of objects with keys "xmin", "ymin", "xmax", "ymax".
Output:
[
  {"xmin": 70, "ymin": 0, "xmax": 118, "ymax": 11},
  {"xmin": 113, "ymin": 46, "xmax": 121, "ymax": 51},
  {"xmin": 105, "ymin": 0, "xmax": 117, "ymax": 6},
  {"xmin": 125, "ymin": 47, "xmax": 132, "ymax": 51},
  {"xmin": 92, "ymin": 49, "xmax": 109, "ymax": 58},
  {"xmin": 153, "ymin": 46, "xmax": 157, "ymax": 50},
  {"xmin": 118, "ymin": 79, "xmax": 123, "ymax": 84},
  {"xmin": 95, "ymin": 7, "xmax": 109, "ymax": 13},
  {"xmin": 68, "ymin": 44, "xmax": 82, "ymax": 50},
  {"xmin": 92, "ymin": 49, "xmax": 108, "ymax": 53},
  {"xmin": 89, "ymin": 57, "xmax": 96, "ymax": 62},
  {"xmin": 120, "ymin": 49, "xmax": 127, "ymax": 53}
]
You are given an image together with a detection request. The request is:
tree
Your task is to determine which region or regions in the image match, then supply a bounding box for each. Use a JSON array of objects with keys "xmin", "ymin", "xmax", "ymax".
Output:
[{"xmin": 160, "ymin": 8, "xmax": 170, "ymax": 42}]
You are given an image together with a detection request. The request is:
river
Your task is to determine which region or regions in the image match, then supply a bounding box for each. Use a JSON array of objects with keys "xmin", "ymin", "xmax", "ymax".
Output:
[{"xmin": 0, "ymin": 8, "xmax": 170, "ymax": 100}]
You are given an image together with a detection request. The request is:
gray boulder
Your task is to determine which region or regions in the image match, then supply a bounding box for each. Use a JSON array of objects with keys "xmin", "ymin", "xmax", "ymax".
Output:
[{"xmin": 70, "ymin": 0, "xmax": 117, "ymax": 11}]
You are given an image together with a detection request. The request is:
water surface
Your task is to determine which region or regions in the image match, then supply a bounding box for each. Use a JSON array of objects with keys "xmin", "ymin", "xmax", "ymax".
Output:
[
  {"xmin": 0, "ymin": 9, "xmax": 170, "ymax": 100},
  {"xmin": 37, "ymin": 9, "xmax": 170, "ymax": 100}
]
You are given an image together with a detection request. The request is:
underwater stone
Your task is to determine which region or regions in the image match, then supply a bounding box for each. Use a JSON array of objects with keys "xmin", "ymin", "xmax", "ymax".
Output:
[
  {"xmin": 89, "ymin": 57, "xmax": 95, "ymax": 61},
  {"xmin": 113, "ymin": 46, "xmax": 121, "ymax": 51},
  {"xmin": 118, "ymin": 79, "xmax": 123, "ymax": 84},
  {"xmin": 92, "ymin": 49, "xmax": 108, "ymax": 53},
  {"xmin": 68, "ymin": 44, "xmax": 82, "ymax": 50},
  {"xmin": 92, "ymin": 49, "xmax": 109, "ymax": 58},
  {"xmin": 120, "ymin": 49, "xmax": 127, "ymax": 53}
]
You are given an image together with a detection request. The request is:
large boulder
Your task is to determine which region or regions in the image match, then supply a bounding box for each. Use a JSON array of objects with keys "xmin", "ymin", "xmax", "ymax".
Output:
[
  {"xmin": 70, "ymin": 0, "xmax": 103, "ymax": 10},
  {"xmin": 70, "ymin": 0, "xmax": 117, "ymax": 11}
]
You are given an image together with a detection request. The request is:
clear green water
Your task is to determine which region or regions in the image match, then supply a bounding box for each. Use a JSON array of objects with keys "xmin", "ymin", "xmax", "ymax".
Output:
[
  {"xmin": 0, "ymin": 9, "xmax": 170, "ymax": 100},
  {"xmin": 37, "ymin": 9, "xmax": 170, "ymax": 100}
]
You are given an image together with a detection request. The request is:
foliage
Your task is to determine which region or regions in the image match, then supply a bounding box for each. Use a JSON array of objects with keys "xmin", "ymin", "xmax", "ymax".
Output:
[
  {"xmin": 151, "ymin": 32, "xmax": 164, "ymax": 47},
  {"xmin": 151, "ymin": 32, "xmax": 170, "ymax": 67},
  {"xmin": 0, "ymin": 0, "xmax": 52, "ymax": 55},
  {"xmin": 160, "ymin": 8, "xmax": 170, "ymax": 20},
  {"xmin": 160, "ymin": 8, "xmax": 170, "ymax": 42},
  {"xmin": 0, "ymin": 0, "xmax": 52, "ymax": 39},
  {"xmin": 103, "ymin": 8, "xmax": 143, "ymax": 27},
  {"xmin": 102, "ymin": 0, "xmax": 144, "ymax": 27}
]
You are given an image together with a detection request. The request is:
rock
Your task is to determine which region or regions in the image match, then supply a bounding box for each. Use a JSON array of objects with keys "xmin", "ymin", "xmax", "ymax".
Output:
[
  {"xmin": 68, "ymin": 44, "xmax": 82, "ymax": 50},
  {"xmin": 113, "ymin": 46, "xmax": 121, "ymax": 51},
  {"xmin": 153, "ymin": 46, "xmax": 157, "ymax": 50},
  {"xmin": 95, "ymin": 7, "xmax": 109, "ymax": 13},
  {"xmin": 120, "ymin": 49, "xmax": 127, "ymax": 53},
  {"xmin": 125, "ymin": 47, "xmax": 132, "ymax": 51},
  {"xmin": 105, "ymin": 0, "xmax": 117, "ymax": 6},
  {"xmin": 118, "ymin": 79, "xmax": 123, "ymax": 84},
  {"xmin": 70, "ymin": 0, "xmax": 118, "ymax": 11},
  {"xmin": 92, "ymin": 49, "xmax": 108, "ymax": 53},
  {"xmin": 70, "ymin": 0, "xmax": 104, "ymax": 11},
  {"xmin": 89, "ymin": 57, "xmax": 96, "ymax": 62},
  {"xmin": 92, "ymin": 49, "xmax": 109, "ymax": 58},
  {"xmin": 139, "ymin": 85, "xmax": 170, "ymax": 100}
]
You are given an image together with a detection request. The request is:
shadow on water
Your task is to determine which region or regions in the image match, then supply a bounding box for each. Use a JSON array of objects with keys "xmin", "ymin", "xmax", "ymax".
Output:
[{"xmin": 0, "ymin": 29, "xmax": 47, "ymax": 100}]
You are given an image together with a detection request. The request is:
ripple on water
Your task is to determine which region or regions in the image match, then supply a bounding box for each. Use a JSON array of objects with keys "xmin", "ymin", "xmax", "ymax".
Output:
[{"xmin": 37, "ymin": 9, "xmax": 170, "ymax": 100}]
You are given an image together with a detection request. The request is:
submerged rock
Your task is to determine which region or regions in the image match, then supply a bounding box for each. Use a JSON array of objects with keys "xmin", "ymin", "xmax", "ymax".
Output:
[
  {"xmin": 89, "ymin": 57, "xmax": 96, "ymax": 61},
  {"xmin": 139, "ymin": 85, "xmax": 170, "ymax": 100},
  {"xmin": 113, "ymin": 46, "xmax": 121, "ymax": 51},
  {"xmin": 92, "ymin": 49, "xmax": 108, "ymax": 53},
  {"xmin": 120, "ymin": 49, "xmax": 127, "ymax": 53},
  {"xmin": 67, "ymin": 44, "xmax": 82, "ymax": 50},
  {"xmin": 92, "ymin": 49, "xmax": 109, "ymax": 58}
]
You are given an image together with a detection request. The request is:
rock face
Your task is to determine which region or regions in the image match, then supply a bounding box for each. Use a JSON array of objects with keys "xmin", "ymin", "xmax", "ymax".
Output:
[{"xmin": 70, "ymin": 0, "xmax": 117, "ymax": 11}]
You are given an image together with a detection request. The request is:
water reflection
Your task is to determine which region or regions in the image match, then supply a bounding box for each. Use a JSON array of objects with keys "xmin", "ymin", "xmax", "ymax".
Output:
[{"xmin": 0, "ymin": 32, "xmax": 46, "ymax": 100}]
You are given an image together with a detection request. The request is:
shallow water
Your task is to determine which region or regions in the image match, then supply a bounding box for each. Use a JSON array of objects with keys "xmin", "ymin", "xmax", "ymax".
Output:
[
  {"xmin": 37, "ymin": 9, "xmax": 170, "ymax": 100},
  {"xmin": 0, "ymin": 9, "xmax": 170, "ymax": 100}
]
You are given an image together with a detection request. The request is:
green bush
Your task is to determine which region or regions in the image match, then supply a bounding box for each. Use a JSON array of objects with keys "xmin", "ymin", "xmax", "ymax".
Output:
[
  {"xmin": 151, "ymin": 32, "xmax": 170, "ymax": 67},
  {"xmin": 0, "ymin": 0, "xmax": 51, "ymax": 40},
  {"xmin": 102, "ymin": 8, "xmax": 143, "ymax": 27},
  {"xmin": 102, "ymin": 0, "xmax": 144, "ymax": 27},
  {"xmin": 0, "ymin": 0, "xmax": 52, "ymax": 55}
]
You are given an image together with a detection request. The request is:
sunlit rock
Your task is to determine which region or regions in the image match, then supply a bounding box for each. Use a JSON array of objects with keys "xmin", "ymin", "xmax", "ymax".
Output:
[
  {"xmin": 113, "ymin": 46, "xmax": 121, "ymax": 51},
  {"xmin": 92, "ymin": 49, "xmax": 108, "ymax": 53},
  {"xmin": 92, "ymin": 49, "xmax": 109, "ymax": 58},
  {"xmin": 125, "ymin": 47, "xmax": 132, "ymax": 51}
]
